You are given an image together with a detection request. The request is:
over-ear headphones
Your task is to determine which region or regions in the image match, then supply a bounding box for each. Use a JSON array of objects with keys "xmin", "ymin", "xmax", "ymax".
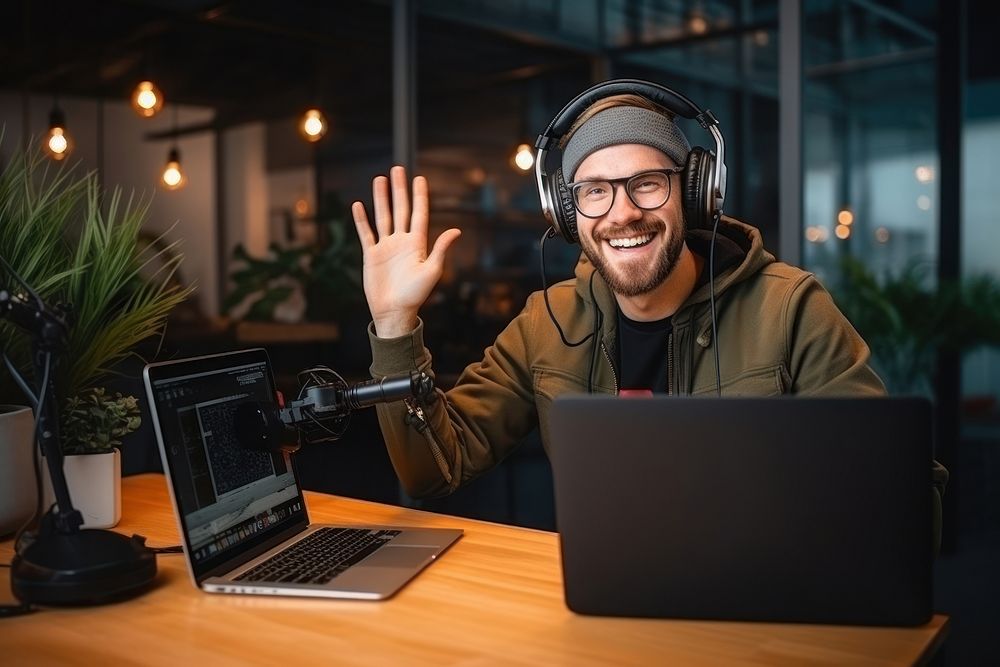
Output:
[{"xmin": 534, "ymin": 79, "xmax": 728, "ymax": 244}]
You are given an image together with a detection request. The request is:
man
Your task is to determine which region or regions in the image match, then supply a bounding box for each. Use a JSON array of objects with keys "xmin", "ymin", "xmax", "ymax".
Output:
[{"xmin": 350, "ymin": 82, "xmax": 943, "ymax": 519}]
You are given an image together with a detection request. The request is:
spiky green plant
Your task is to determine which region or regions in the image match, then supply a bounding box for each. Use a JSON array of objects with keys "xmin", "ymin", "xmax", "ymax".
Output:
[
  {"xmin": 0, "ymin": 139, "xmax": 193, "ymax": 453},
  {"xmin": 834, "ymin": 256, "xmax": 1000, "ymax": 396}
]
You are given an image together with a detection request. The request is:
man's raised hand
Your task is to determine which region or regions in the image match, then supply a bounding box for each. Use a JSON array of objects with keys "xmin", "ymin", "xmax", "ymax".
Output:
[{"xmin": 351, "ymin": 165, "xmax": 461, "ymax": 338}]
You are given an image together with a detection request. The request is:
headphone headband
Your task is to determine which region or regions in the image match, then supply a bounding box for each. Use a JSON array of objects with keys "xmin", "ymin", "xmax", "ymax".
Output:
[{"xmin": 537, "ymin": 79, "xmax": 704, "ymax": 148}]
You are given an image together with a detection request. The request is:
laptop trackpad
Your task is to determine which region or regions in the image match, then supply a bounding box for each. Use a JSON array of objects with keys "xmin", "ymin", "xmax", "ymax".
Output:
[{"xmin": 362, "ymin": 546, "xmax": 438, "ymax": 568}]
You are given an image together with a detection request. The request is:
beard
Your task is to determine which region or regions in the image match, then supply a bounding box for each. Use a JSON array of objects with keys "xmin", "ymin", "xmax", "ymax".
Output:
[{"xmin": 579, "ymin": 214, "xmax": 686, "ymax": 297}]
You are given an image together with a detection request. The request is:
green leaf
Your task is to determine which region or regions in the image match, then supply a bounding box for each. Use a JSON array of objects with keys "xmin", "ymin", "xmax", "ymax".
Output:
[
  {"xmin": 1, "ymin": 136, "xmax": 192, "ymax": 452},
  {"xmin": 834, "ymin": 256, "xmax": 1000, "ymax": 395}
]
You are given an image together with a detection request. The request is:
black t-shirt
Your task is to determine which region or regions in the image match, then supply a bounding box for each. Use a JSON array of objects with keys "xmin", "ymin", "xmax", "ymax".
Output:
[
  {"xmin": 613, "ymin": 232, "xmax": 747, "ymax": 394},
  {"xmin": 616, "ymin": 309, "xmax": 672, "ymax": 393}
]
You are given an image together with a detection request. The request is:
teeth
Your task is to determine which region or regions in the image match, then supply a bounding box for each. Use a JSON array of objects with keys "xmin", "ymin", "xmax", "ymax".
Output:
[{"xmin": 607, "ymin": 234, "xmax": 653, "ymax": 248}]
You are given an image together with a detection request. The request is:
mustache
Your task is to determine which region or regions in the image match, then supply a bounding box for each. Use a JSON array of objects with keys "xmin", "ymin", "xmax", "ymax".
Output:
[{"xmin": 591, "ymin": 218, "xmax": 665, "ymax": 242}]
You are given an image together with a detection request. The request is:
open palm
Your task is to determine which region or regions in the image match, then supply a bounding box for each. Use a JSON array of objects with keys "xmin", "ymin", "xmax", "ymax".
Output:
[{"xmin": 352, "ymin": 166, "xmax": 461, "ymax": 338}]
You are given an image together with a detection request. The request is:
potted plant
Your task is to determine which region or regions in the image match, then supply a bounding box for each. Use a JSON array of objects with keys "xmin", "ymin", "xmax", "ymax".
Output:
[
  {"xmin": 834, "ymin": 256, "xmax": 1000, "ymax": 397},
  {"xmin": 39, "ymin": 388, "xmax": 142, "ymax": 528},
  {"xmin": 0, "ymin": 140, "xmax": 192, "ymax": 528},
  {"xmin": 223, "ymin": 195, "xmax": 362, "ymax": 323}
]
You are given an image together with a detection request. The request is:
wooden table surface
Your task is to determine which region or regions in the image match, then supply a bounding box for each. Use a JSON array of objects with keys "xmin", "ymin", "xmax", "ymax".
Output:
[{"xmin": 0, "ymin": 473, "xmax": 947, "ymax": 666}]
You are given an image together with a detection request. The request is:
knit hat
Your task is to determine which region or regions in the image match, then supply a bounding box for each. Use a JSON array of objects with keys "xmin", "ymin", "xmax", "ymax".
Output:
[{"xmin": 562, "ymin": 105, "xmax": 691, "ymax": 181}]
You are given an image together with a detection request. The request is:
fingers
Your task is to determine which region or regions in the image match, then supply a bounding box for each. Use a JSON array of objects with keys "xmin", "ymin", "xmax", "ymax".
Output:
[
  {"xmin": 351, "ymin": 201, "xmax": 376, "ymax": 249},
  {"xmin": 427, "ymin": 228, "xmax": 462, "ymax": 267},
  {"xmin": 372, "ymin": 175, "xmax": 392, "ymax": 238},
  {"xmin": 360, "ymin": 166, "xmax": 424, "ymax": 242},
  {"xmin": 390, "ymin": 166, "xmax": 411, "ymax": 233},
  {"xmin": 410, "ymin": 175, "xmax": 429, "ymax": 238}
]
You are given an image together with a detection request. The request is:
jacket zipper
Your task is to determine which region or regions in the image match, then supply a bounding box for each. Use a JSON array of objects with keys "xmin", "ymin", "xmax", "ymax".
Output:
[
  {"xmin": 666, "ymin": 332, "xmax": 674, "ymax": 396},
  {"xmin": 403, "ymin": 399, "xmax": 454, "ymax": 484},
  {"xmin": 599, "ymin": 343, "xmax": 619, "ymax": 394}
]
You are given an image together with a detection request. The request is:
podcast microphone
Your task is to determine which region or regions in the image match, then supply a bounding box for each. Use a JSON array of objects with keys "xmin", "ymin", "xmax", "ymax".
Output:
[{"xmin": 235, "ymin": 370, "xmax": 434, "ymax": 454}]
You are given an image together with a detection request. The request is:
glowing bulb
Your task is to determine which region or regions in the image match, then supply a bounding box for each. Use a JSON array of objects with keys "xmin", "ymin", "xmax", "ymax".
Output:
[
  {"xmin": 46, "ymin": 128, "xmax": 68, "ymax": 157},
  {"xmin": 914, "ymin": 166, "xmax": 934, "ymax": 183},
  {"xmin": 294, "ymin": 198, "xmax": 310, "ymax": 218},
  {"xmin": 161, "ymin": 148, "xmax": 186, "ymax": 190},
  {"xmin": 875, "ymin": 227, "xmax": 890, "ymax": 243},
  {"xmin": 835, "ymin": 224, "xmax": 851, "ymax": 239},
  {"xmin": 132, "ymin": 81, "xmax": 164, "ymax": 118},
  {"xmin": 163, "ymin": 166, "xmax": 181, "ymax": 187},
  {"xmin": 513, "ymin": 143, "xmax": 534, "ymax": 171},
  {"xmin": 837, "ymin": 209, "xmax": 854, "ymax": 225},
  {"xmin": 303, "ymin": 116, "xmax": 324, "ymax": 136},
  {"xmin": 300, "ymin": 108, "xmax": 327, "ymax": 142},
  {"xmin": 43, "ymin": 107, "xmax": 71, "ymax": 161},
  {"xmin": 805, "ymin": 226, "xmax": 830, "ymax": 243},
  {"xmin": 687, "ymin": 13, "xmax": 709, "ymax": 34}
]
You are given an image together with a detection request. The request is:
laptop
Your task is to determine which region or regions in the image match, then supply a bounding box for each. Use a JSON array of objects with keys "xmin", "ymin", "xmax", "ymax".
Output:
[
  {"xmin": 143, "ymin": 348, "xmax": 461, "ymax": 600},
  {"xmin": 549, "ymin": 395, "xmax": 934, "ymax": 626}
]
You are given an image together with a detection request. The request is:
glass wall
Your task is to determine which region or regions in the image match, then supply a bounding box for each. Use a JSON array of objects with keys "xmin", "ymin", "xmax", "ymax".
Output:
[
  {"xmin": 799, "ymin": 0, "xmax": 939, "ymax": 394},
  {"xmin": 962, "ymin": 80, "xmax": 1000, "ymax": 402},
  {"xmin": 801, "ymin": 0, "xmax": 938, "ymax": 289}
]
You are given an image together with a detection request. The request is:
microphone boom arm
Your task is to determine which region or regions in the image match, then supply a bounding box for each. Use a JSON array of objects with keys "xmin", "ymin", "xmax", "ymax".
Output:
[
  {"xmin": 236, "ymin": 370, "xmax": 436, "ymax": 454},
  {"xmin": 1, "ymin": 288, "xmax": 82, "ymax": 534},
  {"xmin": 305, "ymin": 371, "xmax": 435, "ymax": 415}
]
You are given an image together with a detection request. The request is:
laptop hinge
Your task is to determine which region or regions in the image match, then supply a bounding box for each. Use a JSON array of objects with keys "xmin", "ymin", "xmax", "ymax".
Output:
[{"xmin": 195, "ymin": 518, "xmax": 309, "ymax": 584}]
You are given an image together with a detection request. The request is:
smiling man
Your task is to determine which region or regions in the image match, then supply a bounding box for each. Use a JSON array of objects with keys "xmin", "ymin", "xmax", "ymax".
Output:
[{"xmin": 350, "ymin": 84, "xmax": 890, "ymax": 499}]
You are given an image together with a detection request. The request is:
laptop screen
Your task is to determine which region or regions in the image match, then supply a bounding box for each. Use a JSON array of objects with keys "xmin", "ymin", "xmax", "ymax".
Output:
[{"xmin": 145, "ymin": 349, "xmax": 308, "ymax": 579}]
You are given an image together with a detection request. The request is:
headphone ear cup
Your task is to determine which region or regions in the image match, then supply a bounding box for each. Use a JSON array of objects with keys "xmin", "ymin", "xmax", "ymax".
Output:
[
  {"xmin": 549, "ymin": 167, "xmax": 579, "ymax": 244},
  {"xmin": 682, "ymin": 147, "xmax": 712, "ymax": 230}
]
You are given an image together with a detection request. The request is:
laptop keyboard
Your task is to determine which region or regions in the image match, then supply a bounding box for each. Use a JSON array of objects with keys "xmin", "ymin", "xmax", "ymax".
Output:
[{"xmin": 235, "ymin": 527, "xmax": 401, "ymax": 585}]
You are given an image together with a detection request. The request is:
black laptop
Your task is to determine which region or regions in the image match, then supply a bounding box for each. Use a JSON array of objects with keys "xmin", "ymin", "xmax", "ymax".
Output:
[{"xmin": 549, "ymin": 395, "xmax": 934, "ymax": 626}]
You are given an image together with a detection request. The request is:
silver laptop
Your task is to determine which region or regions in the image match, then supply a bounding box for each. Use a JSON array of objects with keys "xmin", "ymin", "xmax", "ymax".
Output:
[
  {"xmin": 549, "ymin": 395, "xmax": 934, "ymax": 626},
  {"xmin": 143, "ymin": 348, "xmax": 461, "ymax": 600}
]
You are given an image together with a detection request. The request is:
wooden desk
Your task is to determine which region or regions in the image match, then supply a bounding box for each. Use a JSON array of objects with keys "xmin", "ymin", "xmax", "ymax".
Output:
[{"xmin": 0, "ymin": 474, "xmax": 947, "ymax": 666}]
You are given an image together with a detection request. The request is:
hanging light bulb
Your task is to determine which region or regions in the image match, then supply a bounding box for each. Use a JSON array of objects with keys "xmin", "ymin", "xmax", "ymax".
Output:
[
  {"xmin": 161, "ymin": 147, "xmax": 186, "ymax": 190},
  {"xmin": 300, "ymin": 108, "xmax": 327, "ymax": 142},
  {"xmin": 686, "ymin": 9, "xmax": 709, "ymax": 35},
  {"xmin": 132, "ymin": 80, "xmax": 164, "ymax": 118},
  {"xmin": 513, "ymin": 143, "xmax": 535, "ymax": 172},
  {"xmin": 43, "ymin": 105, "xmax": 72, "ymax": 161}
]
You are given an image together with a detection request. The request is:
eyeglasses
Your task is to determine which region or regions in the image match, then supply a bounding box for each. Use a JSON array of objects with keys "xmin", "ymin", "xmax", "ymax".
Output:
[{"xmin": 568, "ymin": 167, "xmax": 684, "ymax": 219}]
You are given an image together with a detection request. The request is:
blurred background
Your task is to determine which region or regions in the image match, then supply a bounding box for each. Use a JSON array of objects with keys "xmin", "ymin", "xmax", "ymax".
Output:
[{"xmin": 0, "ymin": 0, "xmax": 997, "ymax": 661}]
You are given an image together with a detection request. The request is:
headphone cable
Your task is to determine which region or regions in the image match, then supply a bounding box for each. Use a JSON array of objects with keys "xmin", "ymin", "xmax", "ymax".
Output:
[
  {"xmin": 708, "ymin": 211, "xmax": 722, "ymax": 396},
  {"xmin": 539, "ymin": 227, "xmax": 593, "ymax": 348}
]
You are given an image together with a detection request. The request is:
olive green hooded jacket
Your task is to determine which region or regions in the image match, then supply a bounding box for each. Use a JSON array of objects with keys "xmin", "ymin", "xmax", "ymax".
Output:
[{"xmin": 367, "ymin": 217, "xmax": 945, "ymax": 542}]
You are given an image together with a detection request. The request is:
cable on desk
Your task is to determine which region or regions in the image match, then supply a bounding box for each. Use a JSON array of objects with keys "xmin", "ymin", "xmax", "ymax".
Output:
[
  {"xmin": 0, "ymin": 602, "xmax": 36, "ymax": 618},
  {"xmin": 147, "ymin": 545, "xmax": 183, "ymax": 554},
  {"xmin": 132, "ymin": 537, "xmax": 183, "ymax": 554},
  {"xmin": 0, "ymin": 562, "xmax": 36, "ymax": 617}
]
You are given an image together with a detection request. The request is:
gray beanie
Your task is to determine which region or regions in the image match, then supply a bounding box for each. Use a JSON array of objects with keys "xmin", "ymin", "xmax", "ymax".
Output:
[{"xmin": 562, "ymin": 105, "xmax": 691, "ymax": 181}]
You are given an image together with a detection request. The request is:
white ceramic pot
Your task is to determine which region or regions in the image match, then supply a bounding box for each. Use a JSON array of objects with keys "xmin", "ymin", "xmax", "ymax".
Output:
[
  {"xmin": 42, "ymin": 448, "xmax": 122, "ymax": 529},
  {"xmin": 0, "ymin": 404, "xmax": 38, "ymax": 537}
]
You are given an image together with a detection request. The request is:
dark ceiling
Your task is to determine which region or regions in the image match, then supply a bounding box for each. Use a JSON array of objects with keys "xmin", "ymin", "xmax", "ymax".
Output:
[
  {"xmin": 2, "ymin": 0, "xmax": 995, "ymax": 139},
  {"xmin": 0, "ymin": 0, "xmax": 582, "ymax": 134}
]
